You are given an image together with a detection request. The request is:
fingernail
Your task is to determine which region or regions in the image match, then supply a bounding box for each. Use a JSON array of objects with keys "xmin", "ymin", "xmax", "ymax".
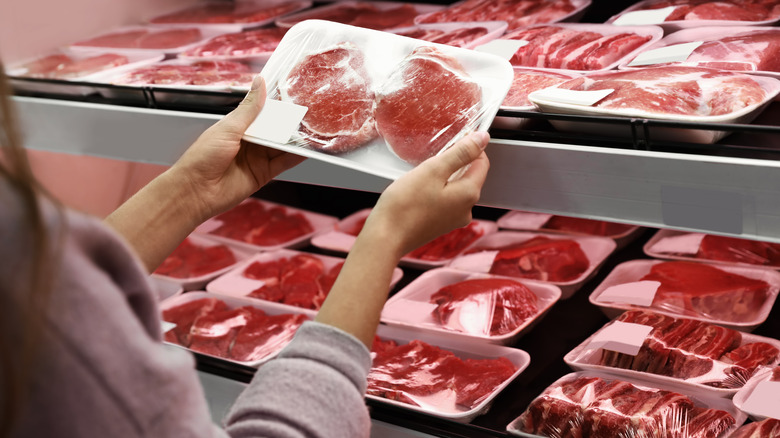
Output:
[{"xmin": 250, "ymin": 74, "xmax": 263, "ymax": 92}]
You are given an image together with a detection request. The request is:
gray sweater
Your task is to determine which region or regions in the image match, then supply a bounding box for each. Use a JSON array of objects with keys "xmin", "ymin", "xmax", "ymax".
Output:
[{"xmin": 1, "ymin": 184, "xmax": 372, "ymax": 437}]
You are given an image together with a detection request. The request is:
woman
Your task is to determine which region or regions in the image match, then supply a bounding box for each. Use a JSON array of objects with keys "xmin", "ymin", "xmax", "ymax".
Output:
[{"xmin": 0, "ymin": 68, "xmax": 490, "ymax": 437}]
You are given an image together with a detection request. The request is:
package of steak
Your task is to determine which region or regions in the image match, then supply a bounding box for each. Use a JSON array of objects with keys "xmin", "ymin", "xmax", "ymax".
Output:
[
  {"xmin": 644, "ymin": 229, "xmax": 780, "ymax": 270},
  {"xmin": 619, "ymin": 27, "xmax": 780, "ymax": 78},
  {"xmin": 729, "ymin": 418, "xmax": 780, "ymax": 438},
  {"xmin": 733, "ymin": 365, "xmax": 780, "ymax": 421},
  {"xmin": 193, "ymin": 197, "xmax": 337, "ymax": 253},
  {"xmin": 414, "ymin": 0, "xmax": 592, "ymax": 33},
  {"xmin": 506, "ymin": 371, "xmax": 746, "ymax": 437},
  {"xmin": 206, "ymin": 249, "xmax": 404, "ymax": 312},
  {"xmin": 527, "ymin": 66, "xmax": 780, "ymax": 144},
  {"xmin": 447, "ymin": 231, "xmax": 617, "ymax": 299},
  {"xmin": 387, "ymin": 21, "xmax": 507, "ymax": 50},
  {"xmin": 368, "ymin": 324, "xmax": 529, "ymax": 422},
  {"xmin": 242, "ymin": 19, "xmax": 513, "ymax": 180},
  {"xmin": 178, "ymin": 26, "xmax": 289, "ymax": 65},
  {"xmin": 588, "ymin": 259, "xmax": 780, "ymax": 331},
  {"xmin": 310, "ymin": 208, "xmax": 498, "ymax": 269},
  {"xmin": 69, "ymin": 25, "xmax": 225, "ymax": 56},
  {"xmin": 275, "ymin": 1, "xmax": 442, "ymax": 31},
  {"xmin": 564, "ymin": 310, "xmax": 780, "ymax": 398},
  {"xmin": 492, "ymin": 67, "xmax": 581, "ymax": 130},
  {"xmin": 381, "ymin": 267, "xmax": 561, "ymax": 345},
  {"xmin": 147, "ymin": 0, "xmax": 311, "ymax": 33},
  {"xmin": 607, "ymin": 0, "xmax": 780, "ymax": 33},
  {"xmin": 160, "ymin": 291, "xmax": 310, "ymax": 367}
]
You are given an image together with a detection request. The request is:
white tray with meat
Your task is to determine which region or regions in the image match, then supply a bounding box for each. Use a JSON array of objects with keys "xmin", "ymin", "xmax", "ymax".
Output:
[
  {"xmin": 160, "ymin": 291, "xmax": 310, "ymax": 367},
  {"xmin": 414, "ymin": 0, "xmax": 591, "ymax": 33},
  {"xmin": 564, "ymin": 310, "xmax": 780, "ymax": 398},
  {"xmin": 588, "ymin": 259, "xmax": 780, "ymax": 331},
  {"xmin": 506, "ymin": 370, "xmax": 746, "ymax": 437},
  {"xmin": 193, "ymin": 197, "xmax": 338, "ymax": 253},
  {"xmin": 177, "ymin": 26, "xmax": 289, "ymax": 66},
  {"xmin": 368, "ymin": 323, "xmax": 530, "ymax": 423},
  {"xmin": 446, "ymin": 231, "xmax": 616, "ymax": 299},
  {"xmin": 619, "ymin": 26, "xmax": 780, "ymax": 80},
  {"xmin": 68, "ymin": 25, "xmax": 227, "ymax": 56},
  {"xmin": 381, "ymin": 267, "xmax": 561, "ymax": 345},
  {"xmin": 492, "ymin": 67, "xmax": 581, "ymax": 130},
  {"xmin": 733, "ymin": 365, "xmax": 780, "ymax": 421},
  {"xmin": 729, "ymin": 419, "xmax": 780, "ymax": 438},
  {"xmin": 275, "ymin": 1, "xmax": 442, "ymax": 30},
  {"xmin": 147, "ymin": 0, "xmax": 312, "ymax": 33},
  {"xmin": 528, "ymin": 66, "xmax": 780, "ymax": 144},
  {"xmin": 387, "ymin": 21, "xmax": 507, "ymax": 50},
  {"xmin": 241, "ymin": 19, "xmax": 513, "ymax": 180},
  {"xmin": 310, "ymin": 208, "xmax": 498, "ymax": 270}
]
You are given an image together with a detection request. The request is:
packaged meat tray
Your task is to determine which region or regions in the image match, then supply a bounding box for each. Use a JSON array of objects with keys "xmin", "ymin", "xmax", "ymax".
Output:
[
  {"xmin": 733, "ymin": 365, "xmax": 780, "ymax": 421},
  {"xmin": 497, "ymin": 210, "xmax": 643, "ymax": 249},
  {"xmin": 498, "ymin": 23, "xmax": 663, "ymax": 71},
  {"xmin": 205, "ymin": 249, "xmax": 403, "ymax": 313},
  {"xmin": 729, "ymin": 418, "xmax": 780, "ymax": 438},
  {"xmin": 447, "ymin": 231, "xmax": 617, "ymax": 299},
  {"xmin": 644, "ymin": 229, "xmax": 780, "ymax": 270},
  {"xmin": 414, "ymin": 0, "xmax": 592, "ymax": 33},
  {"xmin": 275, "ymin": 1, "xmax": 442, "ymax": 30},
  {"xmin": 69, "ymin": 26, "xmax": 225, "ymax": 56},
  {"xmin": 193, "ymin": 197, "xmax": 338, "ymax": 253},
  {"xmin": 310, "ymin": 208, "xmax": 498, "ymax": 269},
  {"xmin": 388, "ymin": 21, "xmax": 507, "ymax": 50},
  {"xmin": 381, "ymin": 267, "xmax": 561, "ymax": 345},
  {"xmin": 151, "ymin": 235, "xmax": 251, "ymax": 291},
  {"xmin": 160, "ymin": 291, "xmax": 309, "ymax": 367},
  {"xmin": 147, "ymin": 0, "xmax": 311, "ymax": 33},
  {"xmin": 506, "ymin": 371, "xmax": 746, "ymax": 437},
  {"xmin": 527, "ymin": 66, "xmax": 780, "ymax": 144},
  {"xmin": 564, "ymin": 310, "xmax": 780, "ymax": 398},
  {"xmin": 368, "ymin": 324, "xmax": 530, "ymax": 423},
  {"xmin": 178, "ymin": 26, "xmax": 289, "ymax": 64},
  {"xmin": 493, "ymin": 67, "xmax": 581, "ymax": 130},
  {"xmin": 607, "ymin": 0, "xmax": 780, "ymax": 33},
  {"xmin": 588, "ymin": 259, "xmax": 780, "ymax": 331},
  {"xmin": 241, "ymin": 20, "xmax": 513, "ymax": 180},
  {"xmin": 620, "ymin": 27, "xmax": 780, "ymax": 79}
]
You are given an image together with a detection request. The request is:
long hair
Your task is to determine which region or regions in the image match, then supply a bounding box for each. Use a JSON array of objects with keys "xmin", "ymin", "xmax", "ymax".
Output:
[{"xmin": 0, "ymin": 61, "xmax": 60, "ymax": 437}]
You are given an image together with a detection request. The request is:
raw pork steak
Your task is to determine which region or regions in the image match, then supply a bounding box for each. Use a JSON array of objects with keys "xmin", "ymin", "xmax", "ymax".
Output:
[
  {"xmin": 279, "ymin": 42, "xmax": 377, "ymax": 153},
  {"xmin": 374, "ymin": 46, "xmax": 482, "ymax": 165}
]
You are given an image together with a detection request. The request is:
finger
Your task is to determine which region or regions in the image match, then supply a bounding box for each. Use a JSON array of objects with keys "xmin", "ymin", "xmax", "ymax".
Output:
[
  {"xmin": 455, "ymin": 151, "xmax": 490, "ymax": 188},
  {"xmin": 268, "ymin": 152, "xmax": 307, "ymax": 178},
  {"xmin": 223, "ymin": 75, "xmax": 267, "ymax": 132},
  {"xmin": 430, "ymin": 131, "xmax": 489, "ymax": 178}
]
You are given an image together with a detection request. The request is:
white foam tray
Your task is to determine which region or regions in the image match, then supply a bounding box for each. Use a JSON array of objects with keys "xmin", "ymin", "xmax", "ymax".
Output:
[{"xmin": 733, "ymin": 365, "xmax": 780, "ymax": 421}]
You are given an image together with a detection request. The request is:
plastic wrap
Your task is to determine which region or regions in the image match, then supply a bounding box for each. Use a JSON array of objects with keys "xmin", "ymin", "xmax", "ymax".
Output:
[
  {"xmin": 193, "ymin": 198, "xmax": 337, "ymax": 253},
  {"xmin": 69, "ymin": 26, "xmax": 223, "ymax": 55},
  {"xmin": 447, "ymin": 231, "xmax": 616, "ymax": 298},
  {"xmin": 607, "ymin": 0, "xmax": 780, "ymax": 32},
  {"xmin": 506, "ymin": 371, "xmax": 745, "ymax": 438},
  {"xmin": 589, "ymin": 259, "xmax": 780, "ymax": 330},
  {"xmin": 729, "ymin": 419, "xmax": 780, "ymax": 438},
  {"xmin": 564, "ymin": 310, "xmax": 780, "ymax": 397},
  {"xmin": 499, "ymin": 23, "xmax": 662, "ymax": 71},
  {"xmin": 242, "ymin": 20, "xmax": 512, "ymax": 180},
  {"xmin": 148, "ymin": 1, "xmax": 311, "ymax": 32},
  {"xmin": 389, "ymin": 21, "xmax": 507, "ymax": 49},
  {"xmin": 107, "ymin": 59, "xmax": 256, "ymax": 89},
  {"xmin": 528, "ymin": 66, "xmax": 780, "ymax": 144},
  {"xmin": 381, "ymin": 268, "xmax": 561, "ymax": 344},
  {"xmin": 496, "ymin": 211, "xmax": 642, "ymax": 248},
  {"xmin": 733, "ymin": 365, "xmax": 780, "ymax": 421},
  {"xmin": 178, "ymin": 26, "xmax": 288, "ymax": 64},
  {"xmin": 206, "ymin": 249, "xmax": 403, "ymax": 313},
  {"xmin": 151, "ymin": 235, "xmax": 250, "ymax": 291},
  {"xmin": 276, "ymin": 1, "xmax": 442, "ymax": 30},
  {"xmin": 414, "ymin": 0, "xmax": 592, "ymax": 32},
  {"xmin": 160, "ymin": 292, "xmax": 309, "ymax": 367},
  {"xmin": 644, "ymin": 230, "xmax": 780, "ymax": 269}
]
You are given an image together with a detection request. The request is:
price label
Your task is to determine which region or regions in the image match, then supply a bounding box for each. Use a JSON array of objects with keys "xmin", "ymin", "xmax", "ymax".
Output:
[
  {"xmin": 742, "ymin": 381, "xmax": 780, "ymax": 419},
  {"xmin": 503, "ymin": 212, "xmax": 554, "ymax": 230},
  {"xmin": 628, "ymin": 42, "xmax": 704, "ymax": 67},
  {"xmin": 613, "ymin": 6, "xmax": 676, "ymax": 25},
  {"xmin": 599, "ymin": 281, "xmax": 660, "ymax": 307},
  {"xmin": 650, "ymin": 233, "xmax": 705, "ymax": 255},
  {"xmin": 448, "ymin": 251, "xmax": 499, "ymax": 274},
  {"xmin": 161, "ymin": 321, "xmax": 177, "ymax": 333},
  {"xmin": 530, "ymin": 88, "xmax": 615, "ymax": 106},
  {"xmin": 244, "ymin": 98, "xmax": 308, "ymax": 144},
  {"xmin": 589, "ymin": 321, "xmax": 653, "ymax": 356},
  {"xmin": 382, "ymin": 300, "xmax": 439, "ymax": 323}
]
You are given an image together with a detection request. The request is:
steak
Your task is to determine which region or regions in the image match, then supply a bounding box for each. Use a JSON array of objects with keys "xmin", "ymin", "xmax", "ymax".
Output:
[
  {"xmin": 246, "ymin": 255, "xmax": 342, "ymax": 310},
  {"xmin": 230, "ymin": 312, "xmax": 307, "ymax": 362},
  {"xmin": 154, "ymin": 238, "xmax": 236, "ymax": 279},
  {"xmin": 182, "ymin": 27, "xmax": 288, "ymax": 58},
  {"xmin": 407, "ymin": 221, "xmax": 484, "ymax": 261},
  {"xmin": 697, "ymin": 234, "xmax": 780, "ymax": 266},
  {"xmin": 208, "ymin": 201, "xmax": 314, "ymax": 246},
  {"xmin": 502, "ymin": 69, "xmax": 574, "ymax": 108},
  {"xmin": 543, "ymin": 216, "xmax": 635, "ymax": 236},
  {"xmin": 278, "ymin": 42, "xmax": 377, "ymax": 153},
  {"xmin": 730, "ymin": 419, "xmax": 780, "ymax": 438},
  {"xmin": 721, "ymin": 342, "xmax": 780, "ymax": 376},
  {"xmin": 150, "ymin": 2, "xmax": 302, "ymax": 24},
  {"xmin": 374, "ymin": 46, "xmax": 482, "ymax": 165},
  {"xmin": 417, "ymin": 0, "xmax": 577, "ymax": 32},
  {"xmin": 676, "ymin": 30, "xmax": 780, "ymax": 73},
  {"xmin": 481, "ymin": 236, "xmax": 590, "ymax": 282},
  {"xmin": 162, "ymin": 297, "xmax": 228, "ymax": 346},
  {"xmin": 616, "ymin": 0, "xmax": 780, "ymax": 22}
]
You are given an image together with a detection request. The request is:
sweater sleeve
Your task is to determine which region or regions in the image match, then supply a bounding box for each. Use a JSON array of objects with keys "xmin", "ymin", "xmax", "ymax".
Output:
[{"xmin": 223, "ymin": 321, "xmax": 373, "ymax": 438}]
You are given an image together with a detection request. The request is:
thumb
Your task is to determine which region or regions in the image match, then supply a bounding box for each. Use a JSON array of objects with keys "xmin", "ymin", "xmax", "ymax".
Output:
[
  {"xmin": 429, "ymin": 131, "xmax": 490, "ymax": 178},
  {"xmin": 225, "ymin": 75, "xmax": 267, "ymax": 131}
]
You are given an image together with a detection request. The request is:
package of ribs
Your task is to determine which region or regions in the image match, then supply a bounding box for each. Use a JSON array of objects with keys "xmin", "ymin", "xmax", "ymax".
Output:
[
  {"xmin": 160, "ymin": 292, "xmax": 310, "ymax": 367},
  {"xmin": 152, "ymin": 234, "xmax": 249, "ymax": 291},
  {"xmin": 275, "ymin": 1, "xmax": 442, "ymax": 31},
  {"xmin": 206, "ymin": 249, "xmax": 403, "ymax": 312},
  {"xmin": 388, "ymin": 21, "xmax": 507, "ymax": 50},
  {"xmin": 506, "ymin": 371, "xmax": 746, "ymax": 438},
  {"xmin": 381, "ymin": 267, "xmax": 561, "ymax": 344},
  {"xmin": 564, "ymin": 310, "xmax": 780, "ymax": 397},
  {"xmin": 588, "ymin": 259, "xmax": 780, "ymax": 330},
  {"xmin": 310, "ymin": 208, "xmax": 498, "ymax": 269},
  {"xmin": 620, "ymin": 26, "xmax": 780, "ymax": 78},
  {"xmin": 447, "ymin": 231, "xmax": 616, "ymax": 299},
  {"xmin": 193, "ymin": 197, "xmax": 337, "ymax": 252},
  {"xmin": 148, "ymin": 0, "xmax": 311, "ymax": 32},
  {"xmin": 733, "ymin": 365, "xmax": 780, "ymax": 421},
  {"xmin": 242, "ymin": 20, "xmax": 512, "ymax": 180},
  {"xmin": 729, "ymin": 419, "xmax": 780, "ymax": 438},
  {"xmin": 644, "ymin": 229, "xmax": 780, "ymax": 270},
  {"xmin": 367, "ymin": 324, "xmax": 529, "ymax": 422}
]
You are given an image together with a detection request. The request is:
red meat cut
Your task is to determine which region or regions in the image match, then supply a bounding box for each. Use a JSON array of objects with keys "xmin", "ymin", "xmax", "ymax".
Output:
[
  {"xmin": 543, "ymin": 216, "xmax": 634, "ymax": 236},
  {"xmin": 697, "ymin": 234, "xmax": 780, "ymax": 266},
  {"xmin": 430, "ymin": 278, "xmax": 538, "ymax": 336},
  {"xmin": 74, "ymin": 28, "xmax": 202, "ymax": 49},
  {"xmin": 279, "ymin": 42, "xmax": 377, "ymax": 153},
  {"xmin": 721, "ymin": 342, "xmax": 780, "ymax": 377},
  {"xmin": 374, "ymin": 46, "xmax": 482, "ymax": 165},
  {"xmin": 396, "ymin": 26, "xmax": 488, "ymax": 48},
  {"xmin": 284, "ymin": 3, "xmax": 419, "ymax": 30},
  {"xmin": 230, "ymin": 312, "xmax": 307, "ymax": 362},
  {"xmin": 117, "ymin": 61, "xmax": 254, "ymax": 87},
  {"xmin": 182, "ymin": 27, "xmax": 288, "ymax": 58},
  {"xmin": 479, "ymin": 236, "xmax": 590, "ymax": 282},
  {"xmin": 730, "ymin": 419, "xmax": 780, "ymax": 438},
  {"xmin": 151, "ymin": 2, "xmax": 302, "ymax": 24},
  {"xmin": 615, "ymin": 0, "xmax": 780, "ymax": 22},
  {"xmin": 417, "ymin": 0, "xmax": 578, "ymax": 32},
  {"xmin": 246, "ymin": 255, "xmax": 343, "ymax": 310},
  {"xmin": 188, "ymin": 307, "xmax": 253, "ymax": 357},
  {"xmin": 675, "ymin": 30, "xmax": 780, "ymax": 73},
  {"xmin": 502, "ymin": 69, "xmax": 574, "ymax": 108},
  {"xmin": 162, "ymin": 297, "xmax": 228, "ymax": 346},
  {"xmin": 407, "ymin": 221, "xmax": 484, "ymax": 261},
  {"xmin": 17, "ymin": 54, "xmax": 73, "ymax": 77},
  {"xmin": 208, "ymin": 201, "xmax": 314, "ymax": 246},
  {"xmin": 154, "ymin": 238, "xmax": 237, "ymax": 279}
]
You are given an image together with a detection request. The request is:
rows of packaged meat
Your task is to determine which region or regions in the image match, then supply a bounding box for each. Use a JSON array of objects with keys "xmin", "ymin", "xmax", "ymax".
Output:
[{"xmin": 154, "ymin": 193, "xmax": 780, "ymax": 436}]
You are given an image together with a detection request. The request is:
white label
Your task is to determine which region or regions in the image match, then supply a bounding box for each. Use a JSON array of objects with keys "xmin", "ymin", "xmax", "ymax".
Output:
[
  {"xmin": 210, "ymin": 276, "xmax": 266, "ymax": 296},
  {"xmin": 448, "ymin": 251, "xmax": 499, "ymax": 274},
  {"xmin": 650, "ymin": 233, "xmax": 706, "ymax": 255},
  {"xmin": 628, "ymin": 42, "xmax": 704, "ymax": 67},
  {"xmin": 530, "ymin": 88, "xmax": 615, "ymax": 107},
  {"xmin": 161, "ymin": 321, "xmax": 176, "ymax": 333},
  {"xmin": 589, "ymin": 321, "xmax": 653, "ymax": 356},
  {"xmin": 742, "ymin": 381, "xmax": 780, "ymax": 418},
  {"xmin": 474, "ymin": 39, "xmax": 529, "ymax": 61},
  {"xmin": 613, "ymin": 6, "xmax": 676, "ymax": 25},
  {"xmin": 195, "ymin": 218, "xmax": 225, "ymax": 235},
  {"xmin": 503, "ymin": 212, "xmax": 554, "ymax": 230},
  {"xmin": 382, "ymin": 300, "xmax": 439, "ymax": 323},
  {"xmin": 599, "ymin": 281, "xmax": 660, "ymax": 307},
  {"xmin": 244, "ymin": 99, "xmax": 308, "ymax": 144}
]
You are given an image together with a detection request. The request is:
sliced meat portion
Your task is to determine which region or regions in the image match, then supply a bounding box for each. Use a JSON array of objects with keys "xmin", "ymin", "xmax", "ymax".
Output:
[
  {"xmin": 730, "ymin": 418, "xmax": 780, "ymax": 438},
  {"xmin": 502, "ymin": 69, "xmax": 574, "ymax": 108},
  {"xmin": 208, "ymin": 201, "xmax": 314, "ymax": 246},
  {"xmin": 182, "ymin": 27, "xmax": 288, "ymax": 58},
  {"xmin": 230, "ymin": 311, "xmax": 307, "ymax": 362},
  {"xmin": 721, "ymin": 342, "xmax": 780, "ymax": 377},
  {"xmin": 407, "ymin": 221, "xmax": 484, "ymax": 261},
  {"xmin": 697, "ymin": 234, "xmax": 780, "ymax": 266},
  {"xmin": 188, "ymin": 307, "xmax": 252, "ymax": 357},
  {"xmin": 417, "ymin": 0, "xmax": 577, "ymax": 32},
  {"xmin": 543, "ymin": 216, "xmax": 634, "ymax": 237},
  {"xmin": 154, "ymin": 238, "xmax": 237, "ymax": 279},
  {"xmin": 161, "ymin": 298, "xmax": 229, "ymax": 346},
  {"xmin": 246, "ymin": 255, "xmax": 340, "ymax": 310},
  {"xmin": 17, "ymin": 54, "xmax": 73, "ymax": 78},
  {"xmin": 481, "ymin": 236, "xmax": 590, "ymax": 282}
]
